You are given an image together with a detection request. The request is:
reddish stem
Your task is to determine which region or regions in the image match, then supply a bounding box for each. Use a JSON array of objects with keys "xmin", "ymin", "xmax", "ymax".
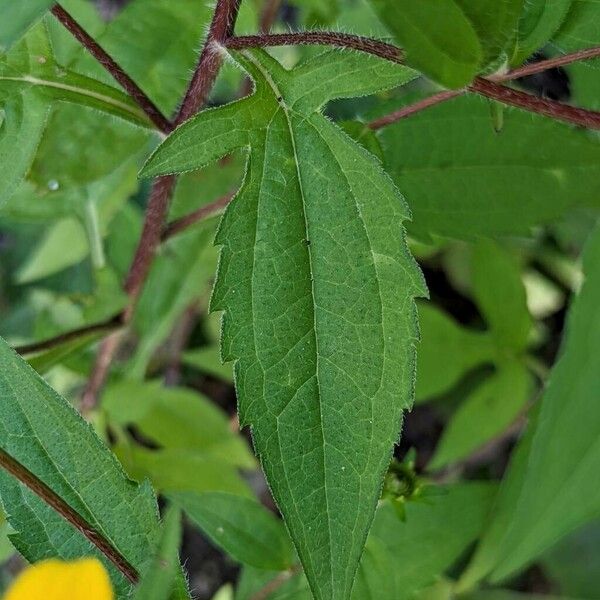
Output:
[
  {"xmin": 51, "ymin": 3, "xmax": 172, "ymax": 133},
  {"xmin": 176, "ymin": 0, "xmax": 242, "ymax": 125},
  {"xmin": 470, "ymin": 77, "xmax": 600, "ymax": 130},
  {"xmin": 162, "ymin": 192, "xmax": 234, "ymax": 240},
  {"xmin": 368, "ymin": 90, "xmax": 461, "ymax": 130},
  {"xmin": 225, "ymin": 32, "xmax": 404, "ymax": 64},
  {"xmin": 497, "ymin": 46, "xmax": 600, "ymax": 81}
]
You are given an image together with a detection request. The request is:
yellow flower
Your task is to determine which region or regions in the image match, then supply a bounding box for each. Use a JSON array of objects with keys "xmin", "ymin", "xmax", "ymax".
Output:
[{"xmin": 3, "ymin": 558, "xmax": 114, "ymax": 600}]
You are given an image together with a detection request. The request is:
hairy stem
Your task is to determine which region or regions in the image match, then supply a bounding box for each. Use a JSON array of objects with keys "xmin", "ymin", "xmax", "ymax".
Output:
[
  {"xmin": 470, "ymin": 77, "xmax": 600, "ymax": 130},
  {"xmin": 51, "ymin": 3, "xmax": 172, "ymax": 133},
  {"xmin": 176, "ymin": 0, "xmax": 242, "ymax": 124},
  {"xmin": 225, "ymin": 32, "xmax": 404, "ymax": 64},
  {"xmin": 0, "ymin": 448, "xmax": 138, "ymax": 583},
  {"xmin": 497, "ymin": 46, "xmax": 600, "ymax": 81}
]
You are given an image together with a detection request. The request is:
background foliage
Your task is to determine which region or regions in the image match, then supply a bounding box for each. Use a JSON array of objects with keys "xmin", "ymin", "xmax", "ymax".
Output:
[{"xmin": 1, "ymin": 0, "xmax": 599, "ymax": 599}]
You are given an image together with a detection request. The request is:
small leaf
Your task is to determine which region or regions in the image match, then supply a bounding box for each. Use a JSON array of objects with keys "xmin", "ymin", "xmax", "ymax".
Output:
[
  {"xmin": 430, "ymin": 360, "xmax": 533, "ymax": 469},
  {"xmin": 369, "ymin": 0, "xmax": 483, "ymax": 88},
  {"xmin": 143, "ymin": 49, "xmax": 426, "ymax": 600},
  {"xmin": 103, "ymin": 381, "xmax": 254, "ymax": 469},
  {"xmin": 471, "ymin": 240, "xmax": 533, "ymax": 351},
  {"xmin": 416, "ymin": 303, "xmax": 496, "ymax": 403},
  {"xmin": 171, "ymin": 491, "xmax": 295, "ymax": 571}
]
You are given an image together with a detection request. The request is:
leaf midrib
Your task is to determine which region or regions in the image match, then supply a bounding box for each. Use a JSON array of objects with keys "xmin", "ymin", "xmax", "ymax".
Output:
[
  {"xmin": 244, "ymin": 50, "xmax": 335, "ymax": 596},
  {"xmin": 0, "ymin": 74, "xmax": 147, "ymax": 124}
]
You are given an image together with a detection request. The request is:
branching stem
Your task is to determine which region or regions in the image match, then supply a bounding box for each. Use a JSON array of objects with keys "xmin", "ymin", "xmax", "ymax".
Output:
[{"xmin": 51, "ymin": 3, "xmax": 172, "ymax": 133}]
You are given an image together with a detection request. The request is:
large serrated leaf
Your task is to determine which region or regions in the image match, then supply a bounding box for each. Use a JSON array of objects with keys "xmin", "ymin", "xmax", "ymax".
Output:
[
  {"xmin": 142, "ymin": 49, "xmax": 425, "ymax": 600},
  {"xmin": 0, "ymin": 336, "xmax": 164, "ymax": 599}
]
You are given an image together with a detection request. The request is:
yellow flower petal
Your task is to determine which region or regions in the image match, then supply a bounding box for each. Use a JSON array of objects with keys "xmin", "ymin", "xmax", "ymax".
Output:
[{"xmin": 3, "ymin": 558, "xmax": 114, "ymax": 600}]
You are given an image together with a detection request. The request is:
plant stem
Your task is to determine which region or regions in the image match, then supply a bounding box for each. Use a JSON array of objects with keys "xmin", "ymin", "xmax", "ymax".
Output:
[
  {"xmin": 470, "ymin": 77, "xmax": 600, "ymax": 130},
  {"xmin": 368, "ymin": 90, "xmax": 461, "ymax": 130},
  {"xmin": 162, "ymin": 192, "xmax": 234, "ymax": 240},
  {"xmin": 82, "ymin": 0, "xmax": 243, "ymax": 410},
  {"xmin": 176, "ymin": 0, "xmax": 242, "ymax": 125},
  {"xmin": 80, "ymin": 332, "xmax": 123, "ymax": 414},
  {"xmin": 123, "ymin": 174, "xmax": 176, "ymax": 308},
  {"xmin": 51, "ymin": 3, "xmax": 172, "ymax": 133},
  {"xmin": 497, "ymin": 46, "xmax": 600, "ymax": 81},
  {"xmin": 14, "ymin": 314, "xmax": 123, "ymax": 355},
  {"xmin": 259, "ymin": 0, "xmax": 282, "ymax": 33},
  {"xmin": 0, "ymin": 448, "xmax": 138, "ymax": 583},
  {"xmin": 225, "ymin": 32, "xmax": 404, "ymax": 64}
]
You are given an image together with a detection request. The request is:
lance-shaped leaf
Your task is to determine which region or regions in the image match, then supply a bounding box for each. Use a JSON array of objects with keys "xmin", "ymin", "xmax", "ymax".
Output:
[
  {"xmin": 142, "ymin": 49, "xmax": 425, "ymax": 600},
  {"xmin": 459, "ymin": 224, "xmax": 600, "ymax": 589},
  {"xmin": 0, "ymin": 337, "xmax": 166, "ymax": 599},
  {"xmin": 0, "ymin": 25, "xmax": 153, "ymax": 129}
]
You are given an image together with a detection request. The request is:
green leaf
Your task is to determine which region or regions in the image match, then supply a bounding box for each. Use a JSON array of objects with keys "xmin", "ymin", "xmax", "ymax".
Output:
[
  {"xmin": 471, "ymin": 240, "xmax": 533, "ymax": 351},
  {"xmin": 78, "ymin": 0, "xmax": 214, "ymax": 116},
  {"xmin": 350, "ymin": 537, "xmax": 397, "ymax": 600},
  {"xmin": 453, "ymin": 0, "xmax": 524, "ymax": 67},
  {"xmin": 132, "ymin": 506, "xmax": 187, "ymax": 600},
  {"xmin": 459, "ymin": 224, "xmax": 600, "ymax": 588},
  {"xmin": 0, "ymin": 0, "xmax": 54, "ymax": 52},
  {"xmin": 430, "ymin": 360, "xmax": 533, "ymax": 469},
  {"xmin": 378, "ymin": 95, "xmax": 600, "ymax": 240},
  {"xmin": 0, "ymin": 91, "xmax": 49, "ymax": 206},
  {"xmin": 143, "ymin": 48, "xmax": 425, "ymax": 600},
  {"xmin": 116, "ymin": 445, "xmax": 253, "ymax": 498},
  {"xmin": 370, "ymin": 483, "xmax": 496, "ymax": 598},
  {"xmin": 0, "ymin": 24, "xmax": 152, "ymax": 129},
  {"xmin": 416, "ymin": 302, "xmax": 496, "ymax": 403},
  {"xmin": 171, "ymin": 491, "xmax": 295, "ymax": 571},
  {"xmin": 103, "ymin": 381, "xmax": 254, "ymax": 470},
  {"xmin": 369, "ymin": 0, "xmax": 483, "ymax": 88},
  {"xmin": 0, "ymin": 336, "xmax": 162, "ymax": 599},
  {"xmin": 513, "ymin": 0, "xmax": 574, "ymax": 65}
]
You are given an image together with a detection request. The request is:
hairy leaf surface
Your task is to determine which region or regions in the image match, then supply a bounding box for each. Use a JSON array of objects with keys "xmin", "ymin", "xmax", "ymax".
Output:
[
  {"xmin": 0, "ymin": 337, "xmax": 163, "ymax": 598},
  {"xmin": 143, "ymin": 49, "xmax": 425, "ymax": 600}
]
